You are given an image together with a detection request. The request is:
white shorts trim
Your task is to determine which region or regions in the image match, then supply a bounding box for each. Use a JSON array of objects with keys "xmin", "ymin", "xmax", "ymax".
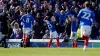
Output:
[
  {"xmin": 50, "ymin": 31, "xmax": 58, "ymax": 38},
  {"xmin": 23, "ymin": 28, "xmax": 31, "ymax": 34},
  {"xmin": 70, "ymin": 32, "xmax": 77, "ymax": 40},
  {"xmin": 80, "ymin": 26, "xmax": 91, "ymax": 37}
]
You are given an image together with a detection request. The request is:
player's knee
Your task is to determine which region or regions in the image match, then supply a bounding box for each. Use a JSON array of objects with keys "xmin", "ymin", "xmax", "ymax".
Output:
[
  {"xmin": 82, "ymin": 34, "xmax": 89, "ymax": 39},
  {"xmin": 72, "ymin": 39, "xmax": 77, "ymax": 42},
  {"xmin": 50, "ymin": 38, "xmax": 53, "ymax": 40}
]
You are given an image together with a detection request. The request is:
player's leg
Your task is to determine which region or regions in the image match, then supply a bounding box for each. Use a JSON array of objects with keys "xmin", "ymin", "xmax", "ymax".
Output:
[
  {"xmin": 48, "ymin": 38, "xmax": 53, "ymax": 47},
  {"xmin": 48, "ymin": 32, "xmax": 53, "ymax": 47},
  {"xmin": 81, "ymin": 26, "xmax": 87, "ymax": 50},
  {"xmin": 24, "ymin": 28, "xmax": 31, "ymax": 47},
  {"xmin": 82, "ymin": 35, "xmax": 89, "ymax": 51},
  {"xmin": 81, "ymin": 26, "xmax": 91, "ymax": 51},
  {"xmin": 22, "ymin": 32, "xmax": 26, "ymax": 47},
  {"xmin": 54, "ymin": 31, "xmax": 60, "ymax": 47},
  {"xmin": 26, "ymin": 28, "xmax": 31, "ymax": 47},
  {"xmin": 56, "ymin": 37, "xmax": 60, "ymax": 47},
  {"xmin": 1, "ymin": 25, "xmax": 8, "ymax": 48},
  {"xmin": 72, "ymin": 40, "xmax": 77, "ymax": 48},
  {"xmin": 70, "ymin": 32, "xmax": 77, "ymax": 48},
  {"xmin": 22, "ymin": 28, "xmax": 27, "ymax": 48},
  {"xmin": 1, "ymin": 35, "xmax": 8, "ymax": 48}
]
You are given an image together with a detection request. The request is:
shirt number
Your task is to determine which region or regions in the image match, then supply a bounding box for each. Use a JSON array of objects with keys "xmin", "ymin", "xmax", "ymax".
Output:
[
  {"xmin": 81, "ymin": 12, "xmax": 91, "ymax": 20},
  {"xmin": 48, "ymin": 24, "xmax": 52, "ymax": 28},
  {"xmin": 26, "ymin": 18, "xmax": 29, "ymax": 23}
]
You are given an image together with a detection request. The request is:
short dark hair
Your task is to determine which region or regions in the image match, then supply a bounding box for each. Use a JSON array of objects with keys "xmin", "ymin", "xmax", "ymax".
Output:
[
  {"xmin": 46, "ymin": 11, "xmax": 53, "ymax": 21},
  {"xmin": 84, "ymin": 1, "xmax": 90, "ymax": 7},
  {"xmin": 3, "ymin": 6, "xmax": 7, "ymax": 11},
  {"xmin": 27, "ymin": 9, "xmax": 31, "ymax": 13},
  {"xmin": 46, "ymin": 11, "xmax": 53, "ymax": 17}
]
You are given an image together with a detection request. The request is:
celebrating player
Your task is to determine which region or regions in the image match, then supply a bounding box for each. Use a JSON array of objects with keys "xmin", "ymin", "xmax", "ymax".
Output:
[
  {"xmin": 68, "ymin": 15, "xmax": 78, "ymax": 48},
  {"xmin": 65, "ymin": 11, "xmax": 78, "ymax": 48},
  {"xmin": 44, "ymin": 13, "xmax": 60, "ymax": 47},
  {"xmin": 77, "ymin": 1, "xmax": 95, "ymax": 51},
  {"xmin": 20, "ymin": 9, "xmax": 34, "ymax": 47}
]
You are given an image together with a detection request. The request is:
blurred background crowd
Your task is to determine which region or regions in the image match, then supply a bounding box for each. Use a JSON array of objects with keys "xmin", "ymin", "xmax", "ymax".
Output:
[{"xmin": 0, "ymin": 0, "xmax": 100, "ymax": 40}]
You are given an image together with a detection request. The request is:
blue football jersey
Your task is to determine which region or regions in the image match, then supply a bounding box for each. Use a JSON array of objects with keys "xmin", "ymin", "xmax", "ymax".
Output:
[
  {"xmin": 71, "ymin": 20, "xmax": 78, "ymax": 32},
  {"xmin": 77, "ymin": 8, "xmax": 95, "ymax": 26},
  {"xmin": 65, "ymin": 11, "xmax": 73, "ymax": 17},
  {"xmin": 67, "ymin": 13, "xmax": 78, "ymax": 32},
  {"xmin": 45, "ymin": 20, "xmax": 56, "ymax": 32},
  {"xmin": 59, "ymin": 14, "xmax": 66, "ymax": 25},
  {"xmin": 20, "ymin": 14, "xmax": 34, "ymax": 28},
  {"xmin": 65, "ymin": 11, "xmax": 78, "ymax": 32}
]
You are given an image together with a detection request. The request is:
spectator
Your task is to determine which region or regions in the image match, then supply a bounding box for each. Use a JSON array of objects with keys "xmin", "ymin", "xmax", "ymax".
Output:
[
  {"xmin": 10, "ymin": 21, "xmax": 22, "ymax": 39},
  {"xmin": 54, "ymin": 7, "xmax": 60, "ymax": 23},
  {"xmin": 32, "ymin": 4, "xmax": 39, "ymax": 19},
  {"xmin": 91, "ymin": 23, "xmax": 99, "ymax": 39},
  {"xmin": 35, "ymin": 13, "xmax": 44, "ymax": 26},
  {"xmin": 32, "ymin": 20, "xmax": 43, "ymax": 39},
  {"xmin": 36, "ymin": 0, "xmax": 42, "ymax": 9},
  {"xmin": 0, "ymin": 6, "xmax": 9, "ymax": 48},
  {"xmin": 41, "ymin": 1, "xmax": 49, "ymax": 17},
  {"xmin": 0, "ymin": 0, "xmax": 4, "ymax": 13},
  {"xmin": 57, "ymin": 10, "xmax": 66, "ymax": 34},
  {"xmin": 55, "ymin": 3, "xmax": 59, "ymax": 10},
  {"xmin": 14, "ymin": 6, "xmax": 20, "ymax": 22},
  {"xmin": 9, "ymin": 2, "xmax": 15, "ymax": 21},
  {"xmin": 61, "ymin": 1, "xmax": 68, "ymax": 10}
]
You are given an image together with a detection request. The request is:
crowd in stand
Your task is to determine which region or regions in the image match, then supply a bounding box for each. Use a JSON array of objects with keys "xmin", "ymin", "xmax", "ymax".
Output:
[{"xmin": 0, "ymin": 0, "xmax": 100, "ymax": 40}]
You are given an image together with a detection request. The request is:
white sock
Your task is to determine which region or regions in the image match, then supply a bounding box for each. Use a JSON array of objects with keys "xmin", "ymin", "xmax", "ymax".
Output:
[{"xmin": 83, "ymin": 45, "xmax": 87, "ymax": 51}]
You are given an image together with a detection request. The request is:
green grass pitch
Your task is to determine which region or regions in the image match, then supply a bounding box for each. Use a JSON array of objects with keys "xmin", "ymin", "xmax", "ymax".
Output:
[{"xmin": 0, "ymin": 48, "xmax": 100, "ymax": 56}]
